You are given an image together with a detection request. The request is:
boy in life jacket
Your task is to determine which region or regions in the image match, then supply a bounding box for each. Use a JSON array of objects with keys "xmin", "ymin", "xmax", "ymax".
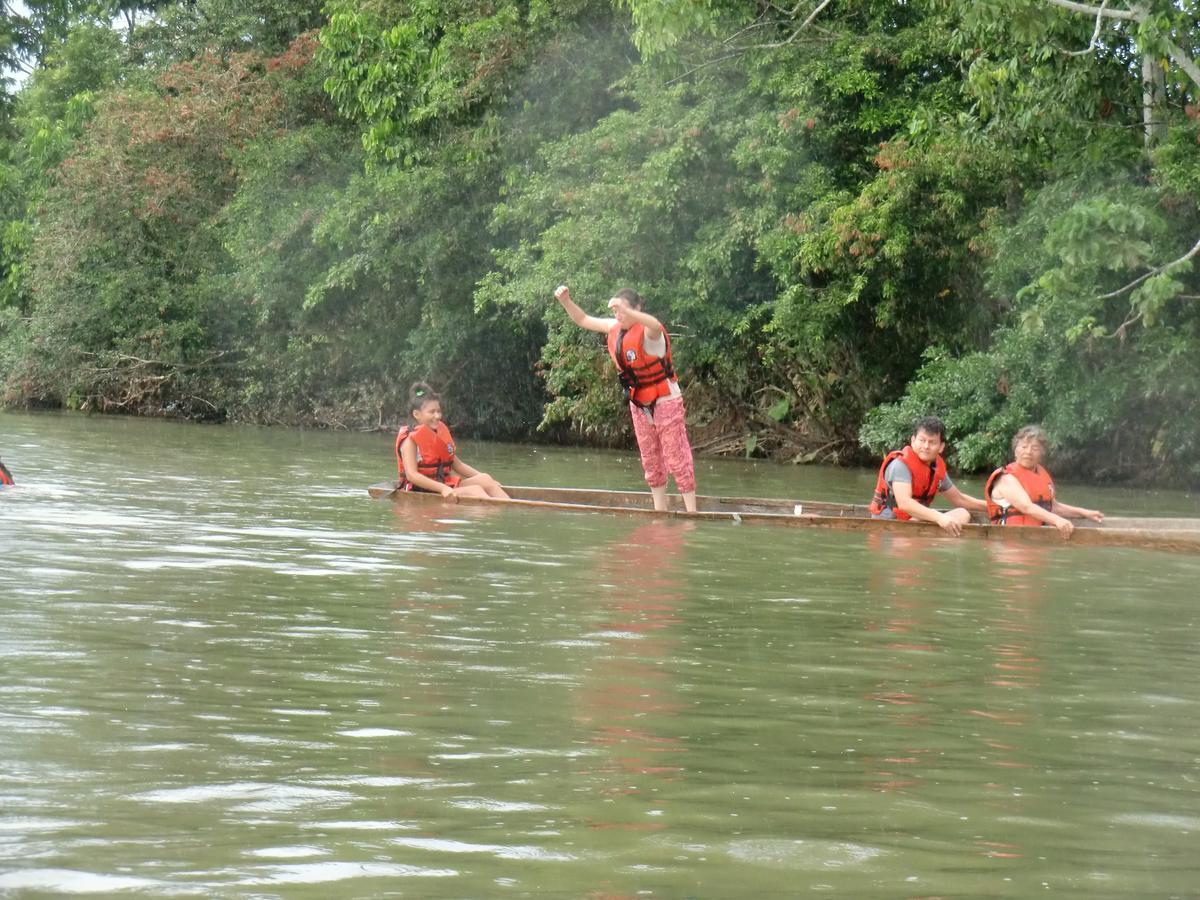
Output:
[
  {"xmin": 985, "ymin": 425, "xmax": 1103, "ymax": 538},
  {"xmin": 395, "ymin": 383, "xmax": 509, "ymax": 501},
  {"xmin": 553, "ymin": 284, "xmax": 697, "ymax": 513},
  {"xmin": 0, "ymin": 458, "xmax": 12, "ymax": 486},
  {"xmin": 868, "ymin": 415, "xmax": 987, "ymax": 536}
]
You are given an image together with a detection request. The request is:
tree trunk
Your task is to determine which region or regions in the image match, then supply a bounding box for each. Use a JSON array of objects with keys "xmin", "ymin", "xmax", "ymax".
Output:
[{"xmin": 1142, "ymin": 55, "xmax": 1168, "ymax": 148}]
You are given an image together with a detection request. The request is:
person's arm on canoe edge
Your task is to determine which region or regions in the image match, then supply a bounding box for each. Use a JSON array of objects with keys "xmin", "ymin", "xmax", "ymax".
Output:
[
  {"xmin": 554, "ymin": 285, "xmax": 616, "ymax": 334},
  {"xmin": 1051, "ymin": 498, "xmax": 1104, "ymax": 524},
  {"xmin": 991, "ymin": 473, "xmax": 1076, "ymax": 537},
  {"xmin": 399, "ymin": 435, "xmax": 456, "ymax": 498},
  {"xmin": 891, "ymin": 481, "xmax": 972, "ymax": 537},
  {"xmin": 942, "ymin": 484, "xmax": 988, "ymax": 515}
]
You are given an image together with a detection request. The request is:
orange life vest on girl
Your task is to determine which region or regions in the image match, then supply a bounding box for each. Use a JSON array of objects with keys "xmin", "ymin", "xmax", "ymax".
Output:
[
  {"xmin": 394, "ymin": 423, "xmax": 460, "ymax": 490},
  {"xmin": 0, "ymin": 460, "xmax": 12, "ymax": 486},
  {"xmin": 868, "ymin": 446, "xmax": 947, "ymax": 520},
  {"xmin": 607, "ymin": 323, "xmax": 676, "ymax": 410},
  {"xmin": 985, "ymin": 462, "xmax": 1055, "ymax": 526}
]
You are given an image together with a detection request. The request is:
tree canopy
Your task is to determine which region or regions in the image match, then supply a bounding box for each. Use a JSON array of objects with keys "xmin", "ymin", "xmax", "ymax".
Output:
[{"xmin": 2, "ymin": 0, "xmax": 1199, "ymax": 482}]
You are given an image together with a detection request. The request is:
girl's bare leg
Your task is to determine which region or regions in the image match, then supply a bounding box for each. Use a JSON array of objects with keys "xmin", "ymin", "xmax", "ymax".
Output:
[
  {"xmin": 458, "ymin": 474, "xmax": 510, "ymax": 500},
  {"xmin": 450, "ymin": 484, "xmax": 491, "ymax": 500}
]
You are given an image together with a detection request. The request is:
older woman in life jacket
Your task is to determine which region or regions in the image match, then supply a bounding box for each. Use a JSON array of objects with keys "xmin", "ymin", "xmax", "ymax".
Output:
[
  {"xmin": 395, "ymin": 383, "xmax": 509, "ymax": 501},
  {"xmin": 553, "ymin": 284, "xmax": 697, "ymax": 513},
  {"xmin": 985, "ymin": 425, "xmax": 1102, "ymax": 538}
]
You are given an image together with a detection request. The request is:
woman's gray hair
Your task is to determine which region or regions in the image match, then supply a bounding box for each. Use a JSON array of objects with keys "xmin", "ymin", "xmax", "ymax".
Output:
[{"xmin": 1012, "ymin": 424, "xmax": 1048, "ymax": 455}]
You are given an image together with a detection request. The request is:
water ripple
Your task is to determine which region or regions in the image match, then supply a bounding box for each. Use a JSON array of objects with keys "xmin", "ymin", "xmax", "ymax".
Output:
[
  {"xmin": 387, "ymin": 836, "xmax": 575, "ymax": 862},
  {"xmin": 233, "ymin": 861, "xmax": 458, "ymax": 885},
  {"xmin": 0, "ymin": 868, "xmax": 178, "ymax": 894},
  {"xmin": 132, "ymin": 782, "xmax": 354, "ymax": 811}
]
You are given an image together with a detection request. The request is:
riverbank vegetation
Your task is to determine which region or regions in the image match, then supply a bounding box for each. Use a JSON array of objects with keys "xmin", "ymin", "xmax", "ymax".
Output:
[{"xmin": 3, "ymin": 1, "xmax": 1200, "ymax": 482}]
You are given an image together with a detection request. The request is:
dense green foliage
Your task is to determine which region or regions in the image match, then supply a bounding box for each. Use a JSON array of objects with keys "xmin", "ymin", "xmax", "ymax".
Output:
[{"xmin": 2, "ymin": 0, "xmax": 1200, "ymax": 482}]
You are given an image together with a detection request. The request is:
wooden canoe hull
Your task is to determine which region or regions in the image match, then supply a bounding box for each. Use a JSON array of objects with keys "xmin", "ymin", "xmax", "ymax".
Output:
[{"xmin": 367, "ymin": 482, "xmax": 1200, "ymax": 553}]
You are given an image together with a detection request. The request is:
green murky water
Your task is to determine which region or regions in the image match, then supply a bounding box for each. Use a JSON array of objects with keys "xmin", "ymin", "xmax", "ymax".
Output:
[{"xmin": 2, "ymin": 410, "xmax": 1199, "ymax": 898}]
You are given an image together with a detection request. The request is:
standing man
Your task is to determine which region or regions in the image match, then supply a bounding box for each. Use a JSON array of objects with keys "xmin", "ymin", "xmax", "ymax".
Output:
[
  {"xmin": 553, "ymin": 284, "xmax": 697, "ymax": 513},
  {"xmin": 868, "ymin": 416, "xmax": 986, "ymax": 536},
  {"xmin": 985, "ymin": 425, "xmax": 1103, "ymax": 538}
]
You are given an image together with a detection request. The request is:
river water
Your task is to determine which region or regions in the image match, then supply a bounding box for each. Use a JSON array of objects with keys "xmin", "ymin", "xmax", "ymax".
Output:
[{"xmin": 1, "ymin": 410, "xmax": 1199, "ymax": 898}]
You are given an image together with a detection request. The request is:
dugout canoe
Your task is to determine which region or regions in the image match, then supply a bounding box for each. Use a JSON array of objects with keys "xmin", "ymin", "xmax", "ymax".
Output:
[{"xmin": 367, "ymin": 482, "xmax": 1200, "ymax": 553}]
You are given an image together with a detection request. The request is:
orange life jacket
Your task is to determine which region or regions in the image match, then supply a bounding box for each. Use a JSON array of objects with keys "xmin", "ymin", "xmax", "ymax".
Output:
[
  {"xmin": 607, "ymin": 322, "xmax": 676, "ymax": 410},
  {"xmin": 985, "ymin": 462, "xmax": 1055, "ymax": 526},
  {"xmin": 394, "ymin": 423, "xmax": 460, "ymax": 490},
  {"xmin": 868, "ymin": 446, "xmax": 947, "ymax": 520},
  {"xmin": 0, "ymin": 460, "xmax": 12, "ymax": 486}
]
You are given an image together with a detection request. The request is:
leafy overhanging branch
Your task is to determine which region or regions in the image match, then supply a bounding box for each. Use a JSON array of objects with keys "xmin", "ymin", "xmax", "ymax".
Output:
[
  {"xmin": 1039, "ymin": 0, "xmax": 1200, "ymax": 311},
  {"xmin": 1042, "ymin": 0, "xmax": 1200, "ymax": 92},
  {"xmin": 1098, "ymin": 232, "xmax": 1200, "ymax": 301}
]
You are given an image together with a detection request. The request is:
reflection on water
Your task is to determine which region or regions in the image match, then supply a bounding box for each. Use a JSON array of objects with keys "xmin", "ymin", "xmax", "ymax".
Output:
[
  {"xmin": 576, "ymin": 521, "xmax": 691, "ymax": 837},
  {"xmin": 2, "ymin": 410, "xmax": 1200, "ymax": 897}
]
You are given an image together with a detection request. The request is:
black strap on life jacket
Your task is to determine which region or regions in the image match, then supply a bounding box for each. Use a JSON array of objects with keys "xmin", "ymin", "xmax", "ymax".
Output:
[
  {"xmin": 912, "ymin": 458, "xmax": 939, "ymax": 506},
  {"xmin": 398, "ymin": 461, "xmax": 448, "ymax": 488},
  {"xmin": 396, "ymin": 425, "xmax": 451, "ymax": 487}
]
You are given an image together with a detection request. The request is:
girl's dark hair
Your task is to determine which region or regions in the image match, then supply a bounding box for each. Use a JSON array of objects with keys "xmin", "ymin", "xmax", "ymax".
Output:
[
  {"xmin": 613, "ymin": 287, "xmax": 643, "ymax": 308},
  {"xmin": 408, "ymin": 382, "xmax": 439, "ymax": 415}
]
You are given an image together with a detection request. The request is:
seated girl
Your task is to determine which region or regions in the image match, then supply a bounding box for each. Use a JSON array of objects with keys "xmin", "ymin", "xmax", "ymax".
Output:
[{"xmin": 394, "ymin": 383, "xmax": 509, "ymax": 501}]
